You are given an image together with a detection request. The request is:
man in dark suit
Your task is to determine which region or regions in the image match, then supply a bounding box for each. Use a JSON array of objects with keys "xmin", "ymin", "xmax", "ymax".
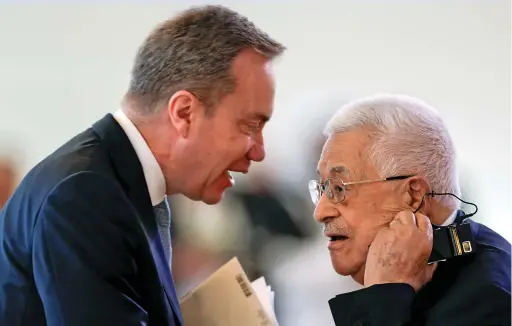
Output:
[
  {"xmin": 0, "ymin": 5, "xmax": 285, "ymax": 326},
  {"xmin": 309, "ymin": 94, "xmax": 511, "ymax": 325}
]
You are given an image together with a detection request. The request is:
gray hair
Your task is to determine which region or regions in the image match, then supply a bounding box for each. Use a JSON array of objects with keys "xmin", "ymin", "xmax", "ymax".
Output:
[
  {"xmin": 124, "ymin": 5, "xmax": 286, "ymax": 115},
  {"xmin": 324, "ymin": 94, "xmax": 460, "ymax": 210}
]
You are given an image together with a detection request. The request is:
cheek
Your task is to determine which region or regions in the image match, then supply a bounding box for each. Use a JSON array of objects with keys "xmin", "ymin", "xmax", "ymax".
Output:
[
  {"xmin": 209, "ymin": 136, "xmax": 250, "ymax": 165},
  {"xmin": 347, "ymin": 191, "xmax": 399, "ymax": 224},
  {"xmin": 343, "ymin": 206, "xmax": 388, "ymax": 243},
  {"xmin": 226, "ymin": 135, "xmax": 252, "ymax": 155}
]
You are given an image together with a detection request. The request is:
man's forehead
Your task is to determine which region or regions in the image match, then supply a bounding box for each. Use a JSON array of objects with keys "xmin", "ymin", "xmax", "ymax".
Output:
[{"xmin": 316, "ymin": 133, "xmax": 364, "ymax": 177}]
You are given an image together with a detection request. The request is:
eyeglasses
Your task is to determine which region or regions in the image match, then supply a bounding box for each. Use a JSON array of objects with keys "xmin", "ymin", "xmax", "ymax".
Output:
[{"xmin": 308, "ymin": 175, "xmax": 413, "ymax": 205}]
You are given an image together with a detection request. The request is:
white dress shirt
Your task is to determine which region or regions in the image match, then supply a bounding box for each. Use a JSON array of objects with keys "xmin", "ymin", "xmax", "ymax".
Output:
[
  {"xmin": 113, "ymin": 109, "xmax": 166, "ymax": 206},
  {"xmin": 442, "ymin": 210, "xmax": 457, "ymax": 226}
]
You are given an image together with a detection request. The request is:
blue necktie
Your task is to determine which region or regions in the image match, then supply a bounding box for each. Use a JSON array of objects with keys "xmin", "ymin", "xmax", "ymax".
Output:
[
  {"xmin": 154, "ymin": 198, "xmax": 181, "ymax": 325},
  {"xmin": 153, "ymin": 197, "xmax": 172, "ymax": 265}
]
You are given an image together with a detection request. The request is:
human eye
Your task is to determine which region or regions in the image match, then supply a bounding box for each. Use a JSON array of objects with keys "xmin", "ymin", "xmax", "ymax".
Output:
[
  {"xmin": 331, "ymin": 180, "xmax": 346, "ymax": 194},
  {"xmin": 241, "ymin": 121, "xmax": 262, "ymax": 135},
  {"xmin": 248, "ymin": 122, "xmax": 261, "ymax": 132}
]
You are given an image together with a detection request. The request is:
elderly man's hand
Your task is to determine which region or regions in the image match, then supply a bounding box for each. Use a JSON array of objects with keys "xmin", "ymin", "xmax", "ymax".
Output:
[{"xmin": 364, "ymin": 211, "xmax": 437, "ymax": 292}]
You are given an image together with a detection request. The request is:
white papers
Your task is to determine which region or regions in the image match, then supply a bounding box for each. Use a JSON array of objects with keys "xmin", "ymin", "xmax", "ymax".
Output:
[
  {"xmin": 251, "ymin": 276, "xmax": 278, "ymax": 325},
  {"xmin": 179, "ymin": 257, "xmax": 279, "ymax": 326}
]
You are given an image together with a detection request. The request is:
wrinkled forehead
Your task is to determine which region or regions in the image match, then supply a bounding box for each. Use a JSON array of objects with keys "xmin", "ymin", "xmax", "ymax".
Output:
[{"xmin": 316, "ymin": 131, "xmax": 370, "ymax": 180}]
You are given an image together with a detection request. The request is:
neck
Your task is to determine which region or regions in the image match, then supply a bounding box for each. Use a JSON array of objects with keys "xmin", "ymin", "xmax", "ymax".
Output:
[
  {"xmin": 122, "ymin": 106, "xmax": 181, "ymax": 196},
  {"xmin": 352, "ymin": 268, "xmax": 365, "ymax": 286},
  {"xmin": 122, "ymin": 104, "xmax": 156, "ymax": 126},
  {"xmin": 425, "ymin": 202, "xmax": 456, "ymax": 225}
]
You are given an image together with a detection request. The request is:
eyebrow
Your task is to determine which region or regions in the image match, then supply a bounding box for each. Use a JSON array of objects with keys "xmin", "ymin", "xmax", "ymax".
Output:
[
  {"xmin": 246, "ymin": 112, "xmax": 270, "ymax": 123},
  {"xmin": 330, "ymin": 166, "xmax": 348, "ymax": 174},
  {"xmin": 316, "ymin": 165, "xmax": 349, "ymax": 177}
]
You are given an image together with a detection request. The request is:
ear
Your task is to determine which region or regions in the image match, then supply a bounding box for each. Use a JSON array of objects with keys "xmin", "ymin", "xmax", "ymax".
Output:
[
  {"xmin": 402, "ymin": 176, "xmax": 431, "ymax": 213},
  {"xmin": 167, "ymin": 90, "xmax": 203, "ymax": 138}
]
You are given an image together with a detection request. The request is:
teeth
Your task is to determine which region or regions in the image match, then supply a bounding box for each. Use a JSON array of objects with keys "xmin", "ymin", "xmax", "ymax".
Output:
[{"xmin": 226, "ymin": 170, "xmax": 234, "ymax": 184}]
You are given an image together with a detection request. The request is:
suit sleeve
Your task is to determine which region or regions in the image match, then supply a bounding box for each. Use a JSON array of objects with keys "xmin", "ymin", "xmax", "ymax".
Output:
[
  {"xmin": 329, "ymin": 272, "xmax": 511, "ymax": 326},
  {"xmin": 32, "ymin": 171, "xmax": 148, "ymax": 326},
  {"xmin": 329, "ymin": 283, "xmax": 415, "ymax": 326},
  {"xmin": 425, "ymin": 281, "xmax": 511, "ymax": 325}
]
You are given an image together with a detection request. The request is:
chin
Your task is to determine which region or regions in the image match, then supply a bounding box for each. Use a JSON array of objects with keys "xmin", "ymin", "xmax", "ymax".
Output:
[
  {"xmin": 330, "ymin": 254, "xmax": 363, "ymax": 281},
  {"xmin": 200, "ymin": 190, "xmax": 226, "ymax": 205},
  {"xmin": 331, "ymin": 261, "xmax": 353, "ymax": 276},
  {"xmin": 185, "ymin": 192, "xmax": 222, "ymax": 205},
  {"xmin": 201, "ymin": 197, "xmax": 222, "ymax": 205}
]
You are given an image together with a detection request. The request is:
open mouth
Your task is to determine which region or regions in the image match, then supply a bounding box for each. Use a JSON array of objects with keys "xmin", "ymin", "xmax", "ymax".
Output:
[
  {"xmin": 224, "ymin": 168, "xmax": 249, "ymax": 184},
  {"xmin": 226, "ymin": 170, "xmax": 233, "ymax": 179},
  {"xmin": 329, "ymin": 235, "xmax": 348, "ymax": 241},
  {"xmin": 224, "ymin": 170, "xmax": 235, "ymax": 184}
]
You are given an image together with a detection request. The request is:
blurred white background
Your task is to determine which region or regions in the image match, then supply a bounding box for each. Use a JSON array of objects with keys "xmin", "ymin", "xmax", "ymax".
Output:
[{"xmin": 0, "ymin": 1, "xmax": 510, "ymax": 325}]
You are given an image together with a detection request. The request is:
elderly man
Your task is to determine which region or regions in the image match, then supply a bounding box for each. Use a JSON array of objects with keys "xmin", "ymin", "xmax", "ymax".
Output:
[
  {"xmin": 310, "ymin": 94, "xmax": 511, "ymax": 325},
  {"xmin": 0, "ymin": 5, "xmax": 284, "ymax": 326}
]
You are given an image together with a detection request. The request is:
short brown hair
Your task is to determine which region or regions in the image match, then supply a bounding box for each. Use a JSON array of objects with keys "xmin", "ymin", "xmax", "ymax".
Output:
[{"xmin": 124, "ymin": 5, "xmax": 286, "ymax": 115}]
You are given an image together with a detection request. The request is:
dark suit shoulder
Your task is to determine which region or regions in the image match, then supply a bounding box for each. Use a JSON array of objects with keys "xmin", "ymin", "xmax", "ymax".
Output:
[
  {"xmin": 1, "ymin": 125, "xmax": 123, "ymax": 257},
  {"xmin": 475, "ymin": 220, "xmax": 511, "ymax": 254},
  {"xmin": 470, "ymin": 220, "xmax": 511, "ymax": 292},
  {"xmin": 28, "ymin": 127, "xmax": 113, "ymax": 189},
  {"xmin": 7, "ymin": 127, "xmax": 117, "ymax": 212},
  {"xmin": 434, "ymin": 220, "xmax": 510, "ymax": 297},
  {"xmin": 423, "ymin": 221, "xmax": 511, "ymax": 325}
]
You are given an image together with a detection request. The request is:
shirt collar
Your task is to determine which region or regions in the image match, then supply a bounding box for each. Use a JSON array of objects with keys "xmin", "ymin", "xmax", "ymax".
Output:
[
  {"xmin": 113, "ymin": 109, "xmax": 166, "ymax": 206},
  {"xmin": 441, "ymin": 209, "xmax": 458, "ymax": 226}
]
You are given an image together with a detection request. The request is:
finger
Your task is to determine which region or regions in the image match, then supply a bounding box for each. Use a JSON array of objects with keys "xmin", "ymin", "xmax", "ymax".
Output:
[
  {"xmin": 389, "ymin": 219, "xmax": 401, "ymax": 228},
  {"xmin": 415, "ymin": 212, "xmax": 433, "ymax": 236},
  {"xmin": 394, "ymin": 210, "xmax": 417, "ymax": 225},
  {"xmin": 368, "ymin": 227, "xmax": 393, "ymax": 249}
]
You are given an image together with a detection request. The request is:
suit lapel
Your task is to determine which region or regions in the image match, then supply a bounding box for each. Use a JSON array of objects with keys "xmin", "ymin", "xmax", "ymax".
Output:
[{"xmin": 92, "ymin": 114, "xmax": 182, "ymax": 325}]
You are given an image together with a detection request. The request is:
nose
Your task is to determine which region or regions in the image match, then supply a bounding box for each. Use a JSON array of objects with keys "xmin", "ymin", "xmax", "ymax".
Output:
[
  {"xmin": 246, "ymin": 135, "xmax": 265, "ymax": 162},
  {"xmin": 313, "ymin": 194, "xmax": 339, "ymax": 223}
]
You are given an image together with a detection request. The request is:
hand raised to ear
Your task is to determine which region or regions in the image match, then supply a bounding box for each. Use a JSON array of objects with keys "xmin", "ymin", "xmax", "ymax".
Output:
[{"xmin": 364, "ymin": 211, "xmax": 437, "ymax": 292}]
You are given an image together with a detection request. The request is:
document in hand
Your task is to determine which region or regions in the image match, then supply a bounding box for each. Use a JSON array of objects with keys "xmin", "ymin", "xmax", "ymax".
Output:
[{"xmin": 179, "ymin": 257, "xmax": 279, "ymax": 326}]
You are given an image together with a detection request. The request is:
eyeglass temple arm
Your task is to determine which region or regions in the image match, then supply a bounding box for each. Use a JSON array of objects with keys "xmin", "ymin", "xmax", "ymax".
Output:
[
  {"xmin": 343, "ymin": 175, "xmax": 413, "ymax": 186},
  {"xmin": 386, "ymin": 175, "xmax": 414, "ymax": 181}
]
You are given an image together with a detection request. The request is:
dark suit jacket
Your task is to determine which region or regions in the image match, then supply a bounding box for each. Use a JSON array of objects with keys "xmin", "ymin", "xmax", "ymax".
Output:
[
  {"xmin": 0, "ymin": 114, "xmax": 182, "ymax": 326},
  {"xmin": 329, "ymin": 212, "xmax": 511, "ymax": 326}
]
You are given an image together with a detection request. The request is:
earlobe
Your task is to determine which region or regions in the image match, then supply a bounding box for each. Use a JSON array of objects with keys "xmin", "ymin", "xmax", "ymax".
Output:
[{"xmin": 167, "ymin": 90, "xmax": 197, "ymax": 138}]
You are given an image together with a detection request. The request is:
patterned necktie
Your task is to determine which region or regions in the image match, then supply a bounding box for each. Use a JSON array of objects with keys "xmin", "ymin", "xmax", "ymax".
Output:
[{"xmin": 153, "ymin": 197, "xmax": 172, "ymax": 265}]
